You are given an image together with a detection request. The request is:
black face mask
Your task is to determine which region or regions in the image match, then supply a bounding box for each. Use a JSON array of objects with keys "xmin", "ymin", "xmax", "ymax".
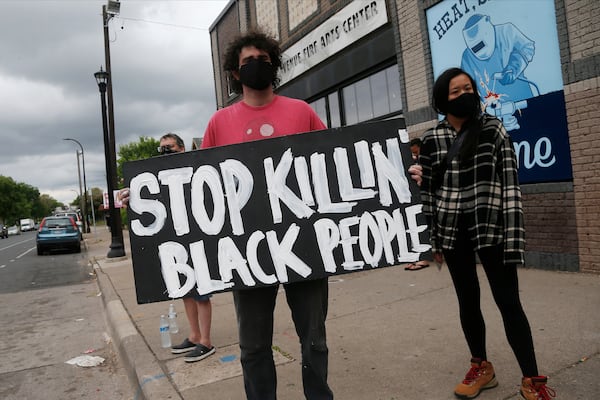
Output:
[
  {"xmin": 158, "ymin": 145, "xmax": 177, "ymax": 155},
  {"xmin": 446, "ymin": 92, "xmax": 481, "ymax": 118},
  {"xmin": 238, "ymin": 59, "xmax": 273, "ymax": 90}
]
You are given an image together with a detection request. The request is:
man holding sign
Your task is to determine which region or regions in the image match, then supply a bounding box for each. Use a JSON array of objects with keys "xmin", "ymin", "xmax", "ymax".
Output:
[
  {"xmin": 201, "ymin": 29, "xmax": 333, "ymax": 400},
  {"xmin": 199, "ymin": 28, "xmax": 424, "ymax": 399}
]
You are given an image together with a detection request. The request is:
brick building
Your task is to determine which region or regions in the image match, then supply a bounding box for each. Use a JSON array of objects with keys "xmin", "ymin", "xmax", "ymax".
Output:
[{"xmin": 208, "ymin": 0, "xmax": 600, "ymax": 273}]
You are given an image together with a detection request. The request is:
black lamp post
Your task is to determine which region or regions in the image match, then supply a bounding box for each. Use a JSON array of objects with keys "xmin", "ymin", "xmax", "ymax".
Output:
[
  {"xmin": 63, "ymin": 138, "xmax": 89, "ymax": 233},
  {"xmin": 94, "ymin": 67, "xmax": 125, "ymax": 258}
]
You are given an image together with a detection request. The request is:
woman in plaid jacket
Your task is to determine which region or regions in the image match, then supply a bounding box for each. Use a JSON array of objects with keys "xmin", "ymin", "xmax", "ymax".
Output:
[{"xmin": 419, "ymin": 67, "xmax": 554, "ymax": 400}]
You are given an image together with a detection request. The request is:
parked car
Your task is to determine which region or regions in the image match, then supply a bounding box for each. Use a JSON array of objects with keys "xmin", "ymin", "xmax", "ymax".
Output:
[
  {"xmin": 36, "ymin": 216, "xmax": 81, "ymax": 255},
  {"xmin": 54, "ymin": 212, "xmax": 83, "ymax": 239},
  {"xmin": 0, "ymin": 224, "xmax": 7, "ymax": 239},
  {"xmin": 7, "ymin": 225, "xmax": 21, "ymax": 236}
]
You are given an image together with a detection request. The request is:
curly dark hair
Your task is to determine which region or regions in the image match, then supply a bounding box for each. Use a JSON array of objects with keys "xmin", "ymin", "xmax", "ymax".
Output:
[{"xmin": 223, "ymin": 28, "xmax": 282, "ymax": 94}]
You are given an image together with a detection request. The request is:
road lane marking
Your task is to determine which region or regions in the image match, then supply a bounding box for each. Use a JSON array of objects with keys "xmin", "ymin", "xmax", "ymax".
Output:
[
  {"xmin": 16, "ymin": 247, "xmax": 36, "ymax": 258},
  {"xmin": 0, "ymin": 237, "xmax": 35, "ymax": 251}
]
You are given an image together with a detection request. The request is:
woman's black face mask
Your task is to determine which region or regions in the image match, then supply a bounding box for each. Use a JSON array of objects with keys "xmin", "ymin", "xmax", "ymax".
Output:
[
  {"xmin": 238, "ymin": 58, "xmax": 273, "ymax": 90},
  {"xmin": 446, "ymin": 92, "xmax": 481, "ymax": 118}
]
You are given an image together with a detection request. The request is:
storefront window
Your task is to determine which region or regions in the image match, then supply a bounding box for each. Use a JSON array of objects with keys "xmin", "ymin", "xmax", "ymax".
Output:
[
  {"xmin": 386, "ymin": 67, "xmax": 403, "ymax": 112},
  {"xmin": 226, "ymin": 75, "xmax": 236, "ymax": 98},
  {"xmin": 328, "ymin": 92, "xmax": 341, "ymax": 128},
  {"xmin": 342, "ymin": 85, "xmax": 358, "ymax": 125},
  {"xmin": 371, "ymin": 68, "xmax": 389, "ymax": 117},
  {"xmin": 309, "ymin": 64, "xmax": 402, "ymax": 128},
  {"xmin": 356, "ymin": 78, "xmax": 374, "ymax": 122},
  {"xmin": 311, "ymin": 97, "xmax": 327, "ymax": 126},
  {"xmin": 345, "ymin": 65, "xmax": 403, "ymax": 123}
]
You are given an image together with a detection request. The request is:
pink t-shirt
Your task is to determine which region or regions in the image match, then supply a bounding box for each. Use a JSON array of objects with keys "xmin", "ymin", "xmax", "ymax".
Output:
[{"xmin": 201, "ymin": 95, "xmax": 326, "ymax": 148}]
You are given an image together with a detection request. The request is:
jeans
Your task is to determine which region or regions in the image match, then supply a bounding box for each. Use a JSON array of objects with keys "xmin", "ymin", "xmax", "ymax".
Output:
[{"xmin": 233, "ymin": 278, "xmax": 333, "ymax": 400}]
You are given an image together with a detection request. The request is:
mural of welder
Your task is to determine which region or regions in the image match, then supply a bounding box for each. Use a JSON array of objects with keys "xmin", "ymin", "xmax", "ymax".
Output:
[{"xmin": 461, "ymin": 14, "xmax": 539, "ymax": 130}]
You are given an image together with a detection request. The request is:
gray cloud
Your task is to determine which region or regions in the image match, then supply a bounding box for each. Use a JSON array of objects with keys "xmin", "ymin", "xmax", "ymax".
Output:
[{"xmin": 0, "ymin": 0, "xmax": 226, "ymax": 204}]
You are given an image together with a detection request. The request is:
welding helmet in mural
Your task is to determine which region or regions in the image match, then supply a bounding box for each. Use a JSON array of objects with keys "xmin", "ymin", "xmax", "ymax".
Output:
[{"xmin": 463, "ymin": 14, "xmax": 495, "ymax": 60}]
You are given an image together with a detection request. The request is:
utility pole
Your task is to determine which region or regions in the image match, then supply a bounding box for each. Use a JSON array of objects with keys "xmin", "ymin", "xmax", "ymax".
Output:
[{"xmin": 101, "ymin": 1, "xmax": 125, "ymax": 258}]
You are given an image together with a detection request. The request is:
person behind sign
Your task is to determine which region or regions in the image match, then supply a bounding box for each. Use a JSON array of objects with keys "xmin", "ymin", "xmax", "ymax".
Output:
[
  {"xmin": 201, "ymin": 28, "xmax": 333, "ymax": 400},
  {"xmin": 410, "ymin": 137, "xmax": 422, "ymax": 160},
  {"xmin": 404, "ymin": 138, "xmax": 430, "ymax": 272},
  {"xmin": 121, "ymin": 133, "xmax": 216, "ymax": 363},
  {"xmin": 418, "ymin": 67, "xmax": 554, "ymax": 400}
]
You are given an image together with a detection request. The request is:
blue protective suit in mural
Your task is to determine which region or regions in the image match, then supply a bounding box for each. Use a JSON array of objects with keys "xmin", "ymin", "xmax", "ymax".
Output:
[{"xmin": 461, "ymin": 14, "xmax": 536, "ymax": 103}]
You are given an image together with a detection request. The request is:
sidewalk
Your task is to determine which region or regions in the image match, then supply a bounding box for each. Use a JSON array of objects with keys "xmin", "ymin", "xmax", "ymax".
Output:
[{"xmin": 87, "ymin": 228, "xmax": 600, "ymax": 400}]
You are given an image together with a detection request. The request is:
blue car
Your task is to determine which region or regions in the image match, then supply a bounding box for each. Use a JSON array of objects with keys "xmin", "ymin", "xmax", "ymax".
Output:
[{"xmin": 36, "ymin": 216, "xmax": 81, "ymax": 255}]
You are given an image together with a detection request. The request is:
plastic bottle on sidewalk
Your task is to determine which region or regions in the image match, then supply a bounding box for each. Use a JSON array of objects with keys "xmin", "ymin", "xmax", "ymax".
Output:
[
  {"xmin": 168, "ymin": 303, "xmax": 179, "ymax": 334},
  {"xmin": 159, "ymin": 315, "xmax": 171, "ymax": 348}
]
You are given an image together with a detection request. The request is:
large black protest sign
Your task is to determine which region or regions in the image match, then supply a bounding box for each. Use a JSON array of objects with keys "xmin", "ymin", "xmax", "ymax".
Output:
[{"xmin": 124, "ymin": 119, "xmax": 431, "ymax": 304}]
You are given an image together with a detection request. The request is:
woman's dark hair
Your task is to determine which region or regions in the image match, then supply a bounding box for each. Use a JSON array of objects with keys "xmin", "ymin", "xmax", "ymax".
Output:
[
  {"xmin": 431, "ymin": 67, "xmax": 480, "ymax": 115},
  {"xmin": 223, "ymin": 28, "xmax": 282, "ymax": 94},
  {"xmin": 431, "ymin": 67, "xmax": 482, "ymax": 162}
]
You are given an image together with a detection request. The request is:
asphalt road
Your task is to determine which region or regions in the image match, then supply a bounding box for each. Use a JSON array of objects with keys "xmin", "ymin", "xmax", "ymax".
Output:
[
  {"xmin": 0, "ymin": 231, "xmax": 91, "ymax": 293},
  {"xmin": 0, "ymin": 231, "xmax": 134, "ymax": 400}
]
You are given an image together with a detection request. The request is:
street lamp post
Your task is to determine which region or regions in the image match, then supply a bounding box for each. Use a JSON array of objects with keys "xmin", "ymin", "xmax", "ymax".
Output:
[
  {"xmin": 94, "ymin": 67, "xmax": 125, "ymax": 258},
  {"xmin": 92, "ymin": 0, "xmax": 125, "ymax": 258},
  {"xmin": 63, "ymin": 138, "xmax": 89, "ymax": 233}
]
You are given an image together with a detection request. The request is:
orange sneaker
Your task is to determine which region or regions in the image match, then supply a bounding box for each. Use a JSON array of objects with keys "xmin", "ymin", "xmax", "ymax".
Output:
[
  {"xmin": 521, "ymin": 376, "xmax": 556, "ymax": 400},
  {"xmin": 454, "ymin": 358, "xmax": 498, "ymax": 399}
]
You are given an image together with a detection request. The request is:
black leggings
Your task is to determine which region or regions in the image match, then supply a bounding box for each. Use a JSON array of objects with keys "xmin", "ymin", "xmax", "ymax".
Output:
[{"xmin": 443, "ymin": 227, "xmax": 538, "ymax": 377}]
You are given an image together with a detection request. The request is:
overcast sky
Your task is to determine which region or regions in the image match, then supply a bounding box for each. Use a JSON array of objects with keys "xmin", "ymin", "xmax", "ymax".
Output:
[{"xmin": 0, "ymin": 0, "xmax": 229, "ymax": 205}]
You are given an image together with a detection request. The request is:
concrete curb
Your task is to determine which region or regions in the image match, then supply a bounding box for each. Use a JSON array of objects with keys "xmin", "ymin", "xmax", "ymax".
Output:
[{"xmin": 93, "ymin": 256, "xmax": 182, "ymax": 400}]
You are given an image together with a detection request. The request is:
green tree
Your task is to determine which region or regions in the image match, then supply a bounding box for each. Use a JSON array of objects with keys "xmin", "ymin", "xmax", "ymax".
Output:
[
  {"xmin": 0, "ymin": 175, "xmax": 61, "ymax": 224},
  {"xmin": 37, "ymin": 194, "xmax": 62, "ymax": 219},
  {"xmin": 70, "ymin": 195, "xmax": 81, "ymax": 208},
  {"xmin": 18, "ymin": 182, "xmax": 39, "ymax": 218},
  {"xmin": 0, "ymin": 176, "xmax": 30, "ymax": 224},
  {"xmin": 117, "ymin": 136, "xmax": 160, "ymax": 186},
  {"xmin": 89, "ymin": 187, "xmax": 106, "ymax": 224}
]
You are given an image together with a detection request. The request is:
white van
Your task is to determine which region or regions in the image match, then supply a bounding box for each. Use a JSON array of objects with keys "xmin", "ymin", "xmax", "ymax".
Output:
[{"xmin": 20, "ymin": 218, "xmax": 35, "ymax": 232}]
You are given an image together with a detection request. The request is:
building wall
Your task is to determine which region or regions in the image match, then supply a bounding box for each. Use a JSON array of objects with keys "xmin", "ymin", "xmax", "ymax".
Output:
[
  {"xmin": 208, "ymin": 0, "xmax": 600, "ymax": 273},
  {"xmin": 277, "ymin": 0, "xmax": 350, "ymax": 48},
  {"xmin": 521, "ymin": 183, "xmax": 578, "ymax": 271},
  {"xmin": 564, "ymin": 78, "xmax": 600, "ymax": 273},
  {"xmin": 288, "ymin": 0, "xmax": 318, "ymax": 32},
  {"xmin": 395, "ymin": 0, "xmax": 599, "ymax": 273},
  {"xmin": 255, "ymin": 0, "xmax": 279, "ymax": 40},
  {"xmin": 560, "ymin": 1, "xmax": 600, "ymax": 274},
  {"xmin": 209, "ymin": 0, "xmax": 246, "ymax": 109},
  {"xmin": 394, "ymin": 0, "xmax": 434, "ymax": 122}
]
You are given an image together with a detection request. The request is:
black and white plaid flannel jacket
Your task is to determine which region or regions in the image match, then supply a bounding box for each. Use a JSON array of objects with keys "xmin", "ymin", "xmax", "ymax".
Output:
[{"xmin": 419, "ymin": 114, "xmax": 525, "ymax": 265}]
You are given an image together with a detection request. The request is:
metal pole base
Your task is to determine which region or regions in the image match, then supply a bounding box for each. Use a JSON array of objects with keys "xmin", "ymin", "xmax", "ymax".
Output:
[{"xmin": 107, "ymin": 240, "xmax": 126, "ymax": 258}]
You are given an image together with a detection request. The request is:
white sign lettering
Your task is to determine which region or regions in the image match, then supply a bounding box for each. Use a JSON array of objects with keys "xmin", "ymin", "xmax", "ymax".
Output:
[
  {"xmin": 124, "ymin": 121, "xmax": 431, "ymax": 303},
  {"xmin": 280, "ymin": 0, "xmax": 388, "ymax": 85}
]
